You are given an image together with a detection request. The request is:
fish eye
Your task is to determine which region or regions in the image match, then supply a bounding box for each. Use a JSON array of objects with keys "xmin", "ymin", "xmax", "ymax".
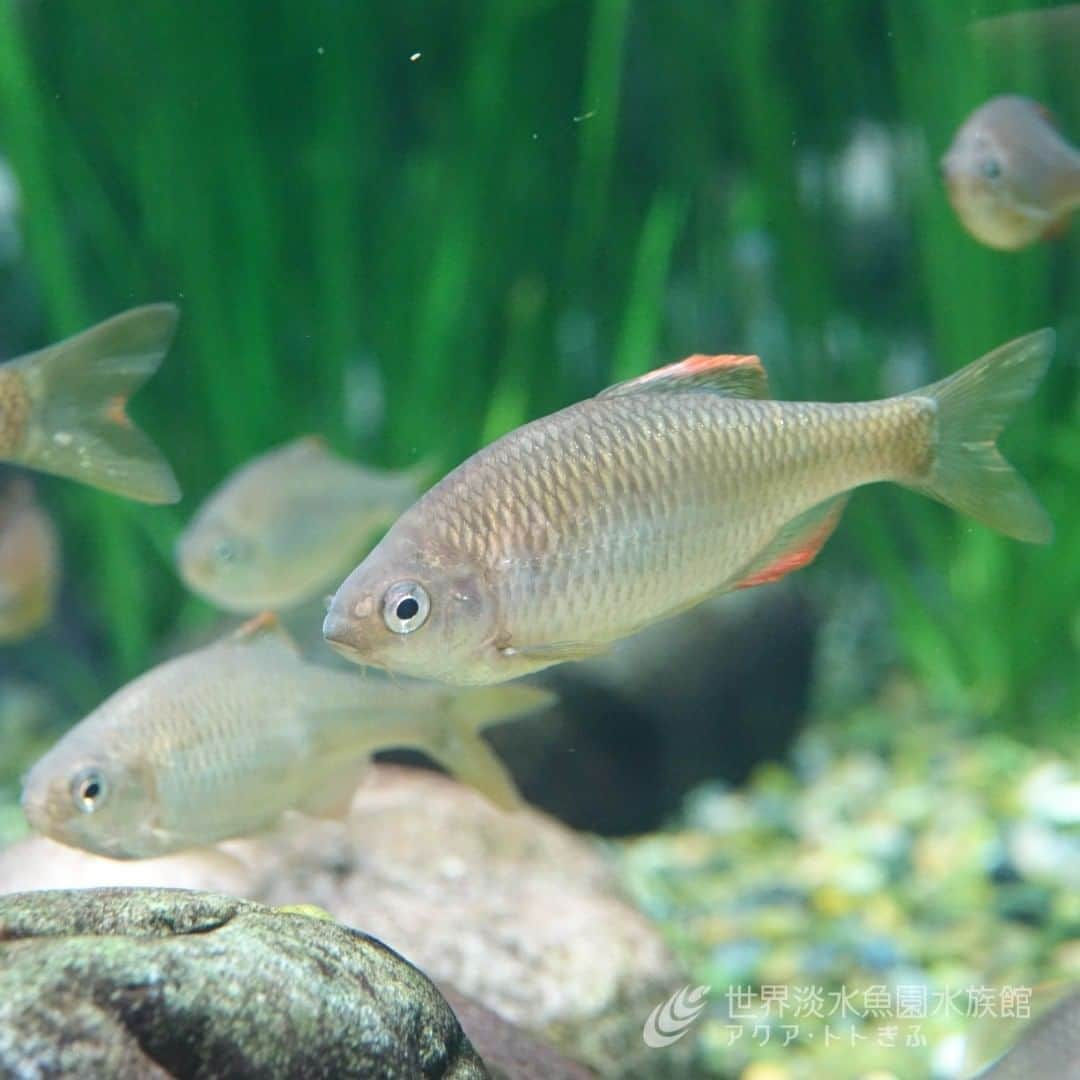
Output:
[
  {"xmin": 382, "ymin": 581, "xmax": 430, "ymax": 634},
  {"xmin": 980, "ymin": 157, "xmax": 1002, "ymax": 181},
  {"xmin": 71, "ymin": 768, "xmax": 108, "ymax": 814},
  {"xmin": 214, "ymin": 536, "xmax": 249, "ymax": 565}
]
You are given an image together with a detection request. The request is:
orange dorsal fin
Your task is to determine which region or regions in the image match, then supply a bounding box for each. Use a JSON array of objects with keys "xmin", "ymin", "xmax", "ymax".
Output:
[
  {"xmin": 599, "ymin": 352, "xmax": 770, "ymax": 400},
  {"xmin": 732, "ymin": 495, "xmax": 848, "ymax": 590}
]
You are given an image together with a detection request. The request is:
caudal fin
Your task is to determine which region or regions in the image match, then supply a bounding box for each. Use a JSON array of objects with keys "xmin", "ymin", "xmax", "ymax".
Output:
[
  {"xmin": 10, "ymin": 305, "xmax": 181, "ymax": 504},
  {"xmin": 906, "ymin": 329, "xmax": 1054, "ymax": 543}
]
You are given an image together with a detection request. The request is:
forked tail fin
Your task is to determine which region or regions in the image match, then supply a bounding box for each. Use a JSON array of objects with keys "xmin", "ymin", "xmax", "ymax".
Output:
[
  {"xmin": 9, "ymin": 305, "xmax": 181, "ymax": 504},
  {"xmin": 905, "ymin": 329, "xmax": 1054, "ymax": 543}
]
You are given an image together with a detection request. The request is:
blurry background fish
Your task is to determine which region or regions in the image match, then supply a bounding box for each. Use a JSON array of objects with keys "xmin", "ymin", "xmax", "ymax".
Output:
[
  {"xmin": 942, "ymin": 95, "xmax": 1080, "ymax": 250},
  {"xmin": 0, "ymin": 474, "xmax": 58, "ymax": 642},
  {"xmin": 176, "ymin": 436, "xmax": 424, "ymax": 613}
]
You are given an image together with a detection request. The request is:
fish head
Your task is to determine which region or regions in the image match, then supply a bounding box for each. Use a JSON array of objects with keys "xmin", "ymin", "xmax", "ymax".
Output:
[
  {"xmin": 322, "ymin": 522, "xmax": 497, "ymax": 682},
  {"xmin": 20, "ymin": 730, "xmax": 162, "ymax": 859},
  {"xmin": 941, "ymin": 97, "xmax": 1056, "ymax": 250},
  {"xmin": 176, "ymin": 509, "xmax": 281, "ymax": 613},
  {"xmin": 178, "ymin": 487, "xmax": 373, "ymax": 613}
]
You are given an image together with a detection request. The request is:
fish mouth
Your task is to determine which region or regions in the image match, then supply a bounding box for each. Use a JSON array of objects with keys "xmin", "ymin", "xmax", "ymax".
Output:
[
  {"xmin": 19, "ymin": 785, "xmax": 48, "ymax": 836},
  {"xmin": 322, "ymin": 610, "xmax": 365, "ymax": 662}
]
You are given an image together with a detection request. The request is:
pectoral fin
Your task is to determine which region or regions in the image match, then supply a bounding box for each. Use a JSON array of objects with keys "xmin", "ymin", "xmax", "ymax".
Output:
[
  {"xmin": 730, "ymin": 495, "xmax": 849, "ymax": 590},
  {"xmin": 498, "ymin": 640, "xmax": 610, "ymax": 665}
]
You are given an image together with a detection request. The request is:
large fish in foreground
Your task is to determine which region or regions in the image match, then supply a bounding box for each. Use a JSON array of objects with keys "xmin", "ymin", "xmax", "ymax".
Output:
[
  {"xmin": 942, "ymin": 95, "xmax": 1080, "ymax": 251},
  {"xmin": 324, "ymin": 331, "xmax": 1054, "ymax": 685},
  {"xmin": 0, "ymin": 305, "xmax": 180, "ymax": 503},
  {"xmin": 177, "ymin": 436, "xmax": 423, "ymax": 613},
  {"xmin": 20, "ymin": 615, "xmax": 553, "ymax": 858}
]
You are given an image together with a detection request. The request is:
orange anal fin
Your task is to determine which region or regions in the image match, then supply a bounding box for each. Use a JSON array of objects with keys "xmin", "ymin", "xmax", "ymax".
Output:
[
  {"xmin": 600, "ymin": 352, "xmax": 770, "ymax": 400},
  {"xmin": 732, "ymin": 495, "xmax": 849, "ymax": 591}
]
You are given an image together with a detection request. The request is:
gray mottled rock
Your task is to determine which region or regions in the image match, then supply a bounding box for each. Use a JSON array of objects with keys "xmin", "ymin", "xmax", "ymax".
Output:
[{"xmin": 0, "ymin": 887, "xmax": 488, "ymax": 1079}]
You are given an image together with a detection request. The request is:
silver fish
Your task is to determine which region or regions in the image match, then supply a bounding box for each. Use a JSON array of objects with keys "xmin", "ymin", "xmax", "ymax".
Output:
[
  {"xmin": 177, "ymin": 436, "xmax": 423, "ymax": 613},
  {"xmin": 942, "ymin": 95, "xmax": 1080, "ymax": 251},
  {"xmin": 323, "ymin": 332, "xmax": 1053, "ymax": 685},
  {"xmin": 20, "ymin": 614, "xmax": 553, "ymax": 858}
]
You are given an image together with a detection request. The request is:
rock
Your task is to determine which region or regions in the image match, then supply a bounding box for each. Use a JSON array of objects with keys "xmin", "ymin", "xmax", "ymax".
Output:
[
  {"xmin": 248, "ymin": 767, "xmax": 686, "ymax": 1078},
  {"xmin": 440, "ymin": 988, "xmax": 596, "ymax": 1080},
  {"xmin": 0, "ymin": 833, "xmax": 256, "ymax": 894},
  {"xmin": 0, "ymin": 767, "xmax": 682, "ymax": 1077},
  {"xmin": 0, "ymin": 887, "xmax": 487, "ymax": 1079}
]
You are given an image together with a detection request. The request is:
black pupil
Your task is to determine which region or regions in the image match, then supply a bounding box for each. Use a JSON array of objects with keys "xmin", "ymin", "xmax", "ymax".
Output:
[
  {"xmin": 396, "ymin": 597, "xmax": 420, "ymax": 621},
  {"xmin": 83, "ymin": 781, "xmax": 100, "ymax": 800}
]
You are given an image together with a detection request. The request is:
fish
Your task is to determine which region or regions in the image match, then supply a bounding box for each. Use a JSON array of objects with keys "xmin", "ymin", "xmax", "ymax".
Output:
[
  {"xmin": 971, "ymin": 6, "xmax": 1080, "ymax": 59},
  {"xmin": 942, "ymin": 95, "xmax": 1080, "ymax": 251},
  {"xmin": 0, "ymin": 477, "xmax": 59, "ymax": 642},
  {"xmin": 176, "ymin": 436, "xmax": 423, "ymax": 613},
  {"xmin": 323, "ymin": 330, "xmax": 1054, "ymax": 686},
  {"xmin": 20, "ymin": 613, "xmax": 554, "ymax": 859},
  {"xmin": 0, "ymin": 305, "xmax": 180, "ymax": 503},
  {"xmin": 968, "ymin": 984, "xmax": 1080, "ymax": 1079}
]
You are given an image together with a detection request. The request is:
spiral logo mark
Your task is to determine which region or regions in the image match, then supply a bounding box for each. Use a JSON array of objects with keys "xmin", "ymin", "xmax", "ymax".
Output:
[{"xmin": 643, "ymin": 983, "xmax": 711, "ymax": 1048}]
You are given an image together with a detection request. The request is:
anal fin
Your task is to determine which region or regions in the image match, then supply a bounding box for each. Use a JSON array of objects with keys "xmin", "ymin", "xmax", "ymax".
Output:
[
  {"xmin": 298, "ymin": 756, "xmax": 369, "ymax": 819},
  {"xmin": 732, "ymin": 495, "xmax": 849, "ymax": 590},
  {"xmin": 425, "ymin": 730, "xmax": 523, "ymax": 812}
]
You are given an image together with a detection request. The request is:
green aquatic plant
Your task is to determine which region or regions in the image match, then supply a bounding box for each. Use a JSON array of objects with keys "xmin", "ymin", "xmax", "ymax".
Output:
[{"xmin": 0, "ymin": 0, "xmax": 1073, "ymax": 733}]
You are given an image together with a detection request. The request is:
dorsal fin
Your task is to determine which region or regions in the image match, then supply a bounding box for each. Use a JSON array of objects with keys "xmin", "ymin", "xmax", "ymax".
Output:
[
  {"xmin": 229, "ymin": 611, "xmax": 301, "ymax": 653},
  {"xmin": 278, "ymin": 434, "xmax": 332, "ymax": 460},
  {"xmin": 598, "ymin": 353, "xmax": 770, "ymax": 401}
]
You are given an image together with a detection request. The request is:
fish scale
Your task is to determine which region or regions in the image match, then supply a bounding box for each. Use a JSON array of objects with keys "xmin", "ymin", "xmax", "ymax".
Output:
[
  {"xmin": 423, "ymin": 391, "xmax": 929, "ymax": 649},
  {"xmin": 0, "ymin": 370, "xmax": 29, "ymax": 457}
]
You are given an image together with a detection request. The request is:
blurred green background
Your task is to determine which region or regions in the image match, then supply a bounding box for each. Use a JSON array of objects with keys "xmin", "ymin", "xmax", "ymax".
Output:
[{"xmin": 0, "ymin": 0, "xmax": 1076, "ymax": 733}]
